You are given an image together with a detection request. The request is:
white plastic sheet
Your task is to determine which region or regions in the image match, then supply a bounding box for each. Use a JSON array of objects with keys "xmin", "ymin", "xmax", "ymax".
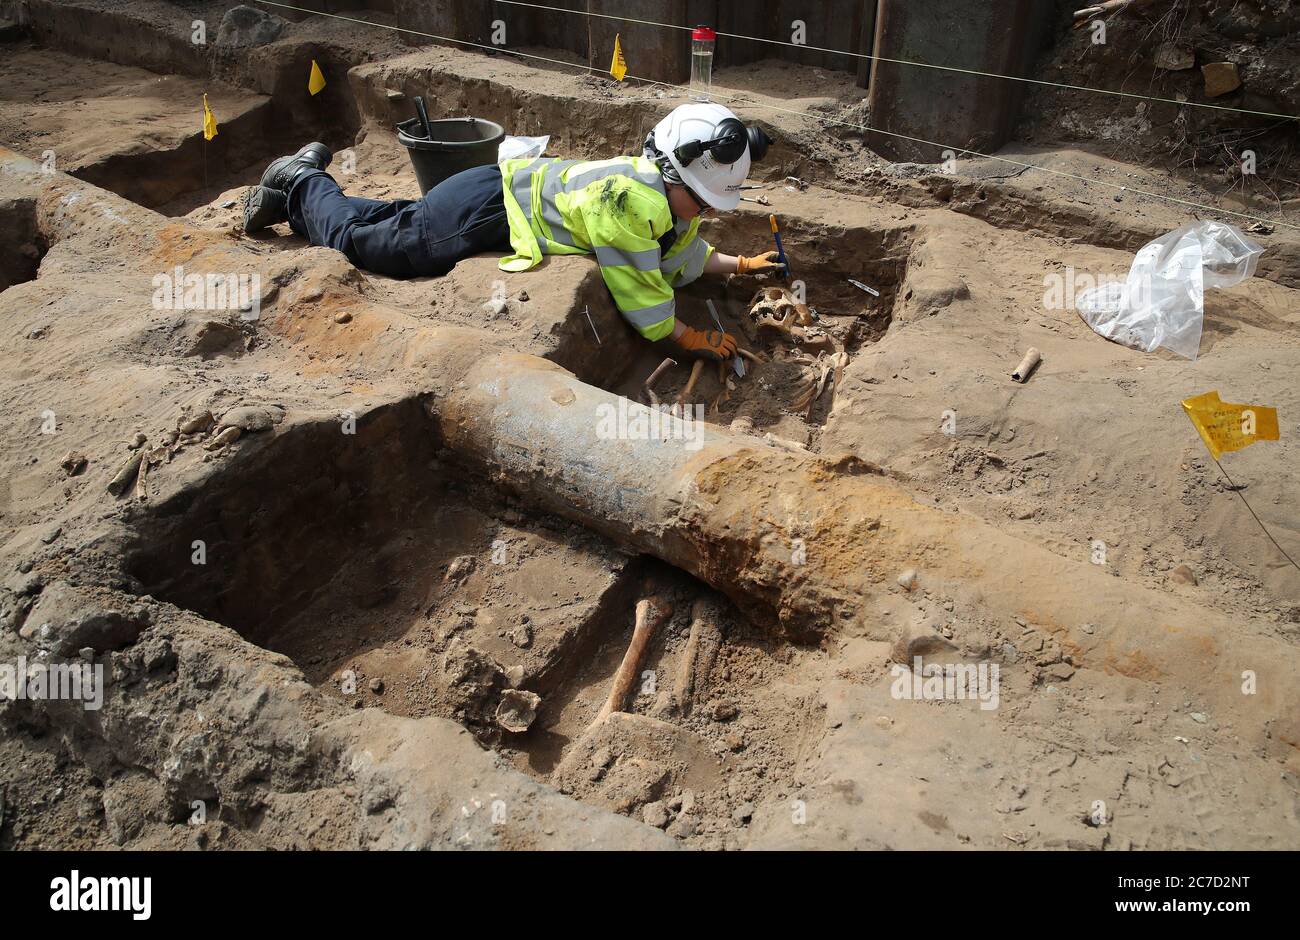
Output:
[
  {"xmin": 1075, "ymin": 221, "xmax": 1263, "ymax": 360},
  {"xmin": 498, "ymin": 135, "xmax": 550, "ymax": 161}
]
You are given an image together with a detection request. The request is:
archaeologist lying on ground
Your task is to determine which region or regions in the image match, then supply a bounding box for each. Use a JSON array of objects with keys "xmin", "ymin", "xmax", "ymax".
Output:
[{"xmin": 241, "ymin": 103, "xmax": 782, "ymax": 362}]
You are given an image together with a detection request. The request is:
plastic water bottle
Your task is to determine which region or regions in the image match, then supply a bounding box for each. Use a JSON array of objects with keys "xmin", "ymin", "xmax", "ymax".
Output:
[{"xmin": 690, "ymin": 26, "xmax": 716, "ymax": 101}]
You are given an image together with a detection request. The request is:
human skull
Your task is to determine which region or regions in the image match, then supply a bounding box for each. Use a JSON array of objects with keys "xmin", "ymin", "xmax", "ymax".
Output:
[{"xmin": 747, "ymin": 286, "xmax": 814, "ymax": 336}]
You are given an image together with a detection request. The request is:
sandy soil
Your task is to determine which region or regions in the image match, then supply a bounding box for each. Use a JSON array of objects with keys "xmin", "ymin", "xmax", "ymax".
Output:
[
  {"xmin": 1, "ymin": 2, "xmax": 1298, "ymax": 851},
  {"xmin": 0, "ymin": 41, "xmax": 274, "ymax": 210}
]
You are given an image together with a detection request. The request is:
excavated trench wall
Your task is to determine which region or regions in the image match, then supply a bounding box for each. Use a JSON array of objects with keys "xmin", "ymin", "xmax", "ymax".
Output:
[
  {"xmin": 2, "ymin": 0, "xmax": 397, "ymax": 210},
  {"xmin": 124, "ymin": 398, "xmax": 440, "ymax": 646},
  {"xmin": 0, "ymin": 196, "xmax": 46, "ymax": 291}
]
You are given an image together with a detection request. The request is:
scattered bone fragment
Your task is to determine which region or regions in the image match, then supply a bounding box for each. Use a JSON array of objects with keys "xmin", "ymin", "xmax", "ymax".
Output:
[
  {"xmin": 830, "ymin": 352, "xmax": 846, "ymax": 409},
  {"xmin": 674, "ymin": 359, "xmax": 705, "ymax": 408},
  {"xmin": 217, "ymin": 404, "xmax": 284, "ymax": 432},
  {"xmin": 134, "ymin": 453, "xmax": 150, "ymax": 500},
  {"xmin": 671, "ymin": 595, "xmax": 727, "ymax": 717},
  {"xmin": 643, "ymin": 357, "xmax": 676, "ymax": 407},
  {"xmin": 762, "ymin": 432, "xmax": 807, "ymax": 452},
  {"xmin": 206, "ymin": 426, "xmax": 241, "ymax": 450},
  {"xmin": 127, "ymin": 432, "xmax": 147, "ymax": 450},
  {"xmin": 791, "ymin": 352, "xmax": 844, "ymax": 415},
  {"xmin": 178, "ymin": 410, "xmax": 215, "ymax": 435},
  {"xmin": 588, "ymin": 595, "xmax": 673, "ymax": 732},
  {"xmin": 496, "ymin": 689, "xmax": 542, "ymax": 733},
  {"xmin": 106, "ymin": 452, "xmax": 143, "ymax": 497},
  {"xmin": 59, "ymin": 451, "xmax": 87, "ymax": 476},
  {"xmin": 1071, "ymin": 0, "xmax": 1161, "ymax": 26},
  {"xmin": 146, "ymin": 445, "xmax": 170, "ymax": 469}
]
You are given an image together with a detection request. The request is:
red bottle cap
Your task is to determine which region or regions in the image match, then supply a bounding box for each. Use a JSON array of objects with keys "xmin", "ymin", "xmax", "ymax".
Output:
[{"xmin": 692, "ymin": 26, "xmax": 716, "ymax": 42}]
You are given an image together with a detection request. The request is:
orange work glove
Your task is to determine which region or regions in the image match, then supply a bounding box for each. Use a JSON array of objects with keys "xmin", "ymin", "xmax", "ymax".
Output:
[
  {"xmin": 735, "ymin": 250, "xmax": 783, "ymax": 275},
  {"xmin": 676, "ymin": 325, "xmax": 738, "ymax": 362}
]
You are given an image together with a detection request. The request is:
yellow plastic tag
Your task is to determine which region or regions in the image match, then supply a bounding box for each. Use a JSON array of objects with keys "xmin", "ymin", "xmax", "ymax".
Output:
[
  {"xmin": 202, "ymin": 94, "xmax": 218, "ymax": 141},
  {"xmin": 610, "ymin": 34, "xmax": 627, "ymax": 82},
  {"xmin": 1181, "ymin": 390, "xmax": 1279, "ymax": 461},
  {"xmin": 308, "ymin": 59, "xmax": 327, "ymax": 96}
]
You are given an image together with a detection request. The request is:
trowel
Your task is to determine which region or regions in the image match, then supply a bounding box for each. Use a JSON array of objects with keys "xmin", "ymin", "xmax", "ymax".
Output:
[
  {"xmin": 707, "ymin": 299, "xmax": 745, "ymax": 378},
  {"xmin": 769, "ymin": 213, "xmax": 791, "ymax": 280}
]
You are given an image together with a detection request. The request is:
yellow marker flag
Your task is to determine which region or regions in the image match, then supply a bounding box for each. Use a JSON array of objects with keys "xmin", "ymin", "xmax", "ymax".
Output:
[
  {"xmin": 202, "ymin": 94, "xmax": 218, "ymax": 141},
  {"xmin": 1181, "ymin": 390, "xmax": 1279, "ymax": 461},
  {"xmin": 308, "ymin": 59, "xmax": 327, "ymax": 96},
  {"xmin": 610, "ymin": 33, "xmax": 627, "ymax": 81}
]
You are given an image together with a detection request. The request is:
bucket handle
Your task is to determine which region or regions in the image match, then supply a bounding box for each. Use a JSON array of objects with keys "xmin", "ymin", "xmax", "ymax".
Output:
[{"xmin": 413, "ymin": 96, "xmax": 433, "ymax": 139}]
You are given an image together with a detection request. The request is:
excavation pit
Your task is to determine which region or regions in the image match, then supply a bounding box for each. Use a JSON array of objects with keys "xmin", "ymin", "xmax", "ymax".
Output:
[
  {"xmin": 0, "ymin": 37, "xmax": 374, "ymax": 215},
  {"xmin": 115, "ymin": 393, "xmax": 826, "ymax": 842},
  {"xmin": 609, "ymin": 213, "xmax": 913, "ymax": 437},
  {"xmin": 121, "ymin": 400, "xmax": 646, "ymax": 730}
]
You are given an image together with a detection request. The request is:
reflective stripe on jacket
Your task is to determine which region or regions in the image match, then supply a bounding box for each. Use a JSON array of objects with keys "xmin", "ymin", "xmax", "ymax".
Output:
[{"xmin": 498, "ymin": 156, "xmax": 714, "ymax": 341}]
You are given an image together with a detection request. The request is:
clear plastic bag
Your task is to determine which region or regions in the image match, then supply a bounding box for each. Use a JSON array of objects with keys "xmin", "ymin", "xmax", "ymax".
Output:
[
  {"xmin": 1075, "ymin": 221, "xmax": 1263, "ymax": 360},
  {"xmin": 497, "ymin": 135, "xmax": 549, "ymax": 161}
]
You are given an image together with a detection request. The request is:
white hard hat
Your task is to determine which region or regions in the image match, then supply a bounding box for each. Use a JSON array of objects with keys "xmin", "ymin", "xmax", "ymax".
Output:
[{"xmin": 651, "ymin": 102, "xmax": 758, "ymax": 211}]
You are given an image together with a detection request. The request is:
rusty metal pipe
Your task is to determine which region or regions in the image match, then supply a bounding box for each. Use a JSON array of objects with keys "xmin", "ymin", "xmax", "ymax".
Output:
[{"xmin": 427, "ymin": 344, "xmax": 1297, "ymax": 749}]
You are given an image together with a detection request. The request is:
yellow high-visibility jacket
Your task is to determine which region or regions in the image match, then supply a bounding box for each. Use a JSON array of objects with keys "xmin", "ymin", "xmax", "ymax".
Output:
[{"xmin": 498, "ymin": 156, "xmax": 713, "ymax": 341}]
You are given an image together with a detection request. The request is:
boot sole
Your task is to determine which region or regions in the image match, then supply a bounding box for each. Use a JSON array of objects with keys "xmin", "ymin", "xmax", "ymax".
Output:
[{"xmin": 242, "ymin": 186, "xmax": 287, "ymax": 233}]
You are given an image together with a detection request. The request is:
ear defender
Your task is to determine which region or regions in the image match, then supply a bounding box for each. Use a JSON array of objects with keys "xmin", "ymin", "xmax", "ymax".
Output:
[
  {"xmin": 706, "ymin": 118, "xmax": 749, "ymax": 163},
  {"xmin": 673, "ymin": 120, "xmax": 771, "ymax": 166}
]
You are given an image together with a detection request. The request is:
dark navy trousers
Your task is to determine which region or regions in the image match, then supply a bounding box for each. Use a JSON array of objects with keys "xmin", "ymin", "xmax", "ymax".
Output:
[{"xmin": 286, "ymin": 163, "xmax": 510, "ymax": 278}]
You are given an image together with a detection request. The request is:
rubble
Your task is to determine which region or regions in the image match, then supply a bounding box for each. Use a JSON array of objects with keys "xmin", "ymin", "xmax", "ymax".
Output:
[{"xmin": 1201, "ymin": 61, "xmax": 1242, "ymax": 97}]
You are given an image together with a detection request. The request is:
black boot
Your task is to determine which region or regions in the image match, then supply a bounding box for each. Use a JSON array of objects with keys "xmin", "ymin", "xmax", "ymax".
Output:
[
  {"xmin": 241, "ymin": 142, "xmax": 333, "ymax": 233},
  {"xmin": 259, "ymin": 141, "xmax": 333, "ymax": 192}
]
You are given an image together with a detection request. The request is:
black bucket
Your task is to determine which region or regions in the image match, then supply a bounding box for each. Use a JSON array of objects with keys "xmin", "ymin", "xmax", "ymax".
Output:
[{"xmin": 397, "ymin": 116, "xmax": 506, "ymax": 195}]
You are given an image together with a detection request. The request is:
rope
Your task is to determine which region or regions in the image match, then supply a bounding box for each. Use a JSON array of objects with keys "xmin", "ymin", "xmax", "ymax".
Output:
[
  {"xmin": 489, "ymin": 0, "xmax": 1300, "ymax": 123},
  {"xmin": 248, "ymin": 1, "xmax": 1300, "ymax": 232},
  {"xmin": 1212, "ymin": 459, "xmax": 1300, "ymax": 573}
]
